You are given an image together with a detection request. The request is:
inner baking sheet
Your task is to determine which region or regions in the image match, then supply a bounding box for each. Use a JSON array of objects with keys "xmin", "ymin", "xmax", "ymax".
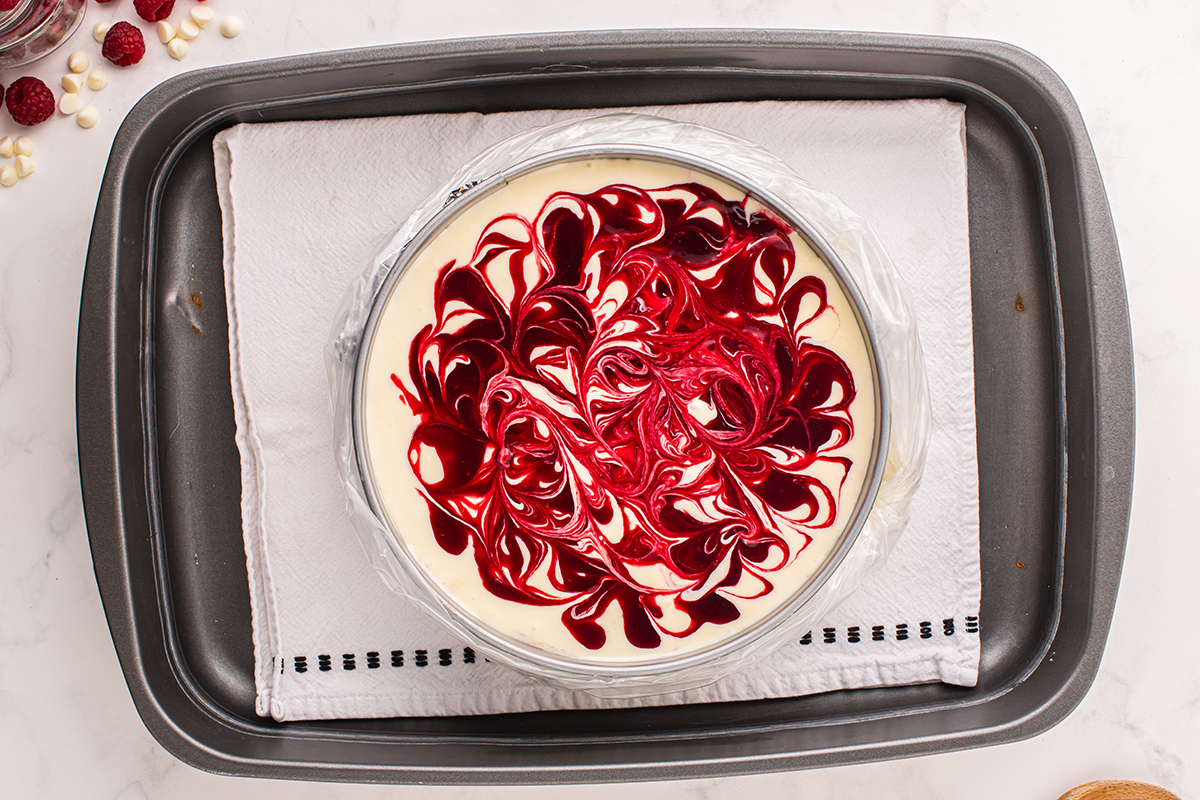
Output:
[{"xmin": 78, "ymin": 30, "xmax": 1133, "ymax": 783}]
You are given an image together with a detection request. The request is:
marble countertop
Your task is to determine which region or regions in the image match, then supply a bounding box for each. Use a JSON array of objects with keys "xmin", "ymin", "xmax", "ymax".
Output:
[{"xmin": 1, "ymin": 1, "xmax": 1194, "ymax": 797}]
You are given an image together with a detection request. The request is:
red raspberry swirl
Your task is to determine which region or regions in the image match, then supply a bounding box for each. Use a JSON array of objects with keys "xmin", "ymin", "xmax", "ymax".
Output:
[{"xmin": 391, "ymin": 179, "xmax": 859, "ymax": 651}]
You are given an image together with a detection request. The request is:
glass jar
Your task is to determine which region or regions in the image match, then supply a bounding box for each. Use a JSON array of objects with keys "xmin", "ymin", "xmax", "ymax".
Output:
[{"xmin": 0, "ymin": 0, "xmax": 87, "ymax": 71}]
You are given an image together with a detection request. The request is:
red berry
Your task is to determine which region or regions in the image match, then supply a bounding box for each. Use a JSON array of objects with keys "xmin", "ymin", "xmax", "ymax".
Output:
[
  {"xmin": 133, "ymin": 0, "xmax": 175, "ymax": 21},
  {"xmin": 5, "ymin": 77, "xmax": 55, "ymax": 127},
  {"xmin": 102, "ymin": 21, "xmax": 147, "ymax": 66},
  {"xmin": 0, "ymin": 0, "xmax": 20, "ymax": 11}
]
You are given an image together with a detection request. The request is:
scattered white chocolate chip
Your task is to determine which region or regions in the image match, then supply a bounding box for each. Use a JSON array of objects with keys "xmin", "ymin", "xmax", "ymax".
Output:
[
  {"xmin": 77, "ymin": 106, "xmax": 100, "ymax": 129},
  {"xmin": 0, "ymin": 165, "xmax": 18, "ymax": 188},
  {"xmin": 0, "ymin": 136, "xmax": 13, "ymax": 159},
  {"xmin": 220, "ymin": 16, "xmax": 241, "ymax": 38},
  {"xmin": 87, "ymin": 69, "xmax": 109, "ymax": 91},
  {"xmin": 177, "ymin": 18, "xmax": 199, "ymax": 40},
  {"xmin": 92, "ymin": 21, "xmax": 110, "ymax": 43},
  {"xmin": 62, "ymin": 73, "xmax": 84, "ymax": 93},
  {"xmin": 167, "ymin": 37, "xmax": 189, "ymax": 60},
  {"xmin": 14, "ymin": 137, "xmax": 34, "ymax": 157},
  {"xmin": 157, "ymin": 21, "xmax": 177, "ymax": 44},
  {"xmin": 60, "ymin": 93, "xmax": 82, "ymax": 115},
  {"xmin": 68, "ymin": 50, "xmax": 90, "ymax": 73},
  {"xmin": 15, "ymin": 155, "xmax": 36, "ymax": 178},
  {"xmin": 190, "ymin": 6, "xmax": 214, "ymax": 26}
]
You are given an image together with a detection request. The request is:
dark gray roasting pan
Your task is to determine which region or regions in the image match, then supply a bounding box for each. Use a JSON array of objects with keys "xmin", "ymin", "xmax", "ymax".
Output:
[{"xmin": 76, "ymin": 29, "xmax": 1134, "ymax": 784}]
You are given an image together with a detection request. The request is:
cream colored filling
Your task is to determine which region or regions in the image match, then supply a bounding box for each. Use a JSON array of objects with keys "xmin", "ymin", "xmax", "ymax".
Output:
[{"xmin": 361, "ymin": 157, "xmax": 878, "ymax": 665}]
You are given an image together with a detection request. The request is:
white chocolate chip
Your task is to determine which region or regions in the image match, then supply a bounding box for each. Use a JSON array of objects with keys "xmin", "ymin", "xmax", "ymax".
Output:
[
  {"xmin": 87, "ymin": 69, "xmax": 109, "ymax": 91},
  {"xmin": 15, "ymin": 155, "xmax": 36, "ymax": 178},
  {"xmin": 157, "ymin": 21, "xmax": 177, "ymax": 44},
  {"xmin": 68, "ymin": 50, "xmax": 90, "ymax": 73},
  {"xmin": 14, "ymin": 137, "xmax": 34, "ymax": 157},
  {"xmin": 92, "ymin": 22, "xmax": 110, "ymax": 43},
  {"xmin": 177, "ymin": 18, "xmax": 199, "ymax": 40},
  {"xmin": 62, "ymin": 73, "xmax": 84, "ymax": 93},
  {"xmin": 219, "ymin": 16, "xmax": 241, "ymax": 38},
  {"xmin": 0, "ymin": 137, "xmax": 13, "ymax": 158},
  {"xmin": 77, "ymin": 106, "xmax": 100, "ymax": 129},
  {"xmin": 60, "ymin": 93, "xmax": 82, "ymax": 115},
  {"xmin": 0, "ymin": 166, "xmax": 17, "ymax": 188},
  {"xmin": 167, "ymin": 37, "xmax": 189, "ymax": 60},
  {"xmin": 190, "ymin": 6, "xmax": 214, "ymax": 26}
]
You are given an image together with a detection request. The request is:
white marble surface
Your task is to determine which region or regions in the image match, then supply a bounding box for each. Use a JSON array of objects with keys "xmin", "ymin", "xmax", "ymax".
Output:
[{"xmin": 0, "ymin": 1, "xmax": 1195, "ymax": 797}]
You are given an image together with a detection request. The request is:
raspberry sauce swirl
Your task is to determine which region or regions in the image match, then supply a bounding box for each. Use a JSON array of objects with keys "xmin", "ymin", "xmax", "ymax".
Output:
[{"xmin": 365, "ymin": 158, "xmax": 874, "ymax": 657}]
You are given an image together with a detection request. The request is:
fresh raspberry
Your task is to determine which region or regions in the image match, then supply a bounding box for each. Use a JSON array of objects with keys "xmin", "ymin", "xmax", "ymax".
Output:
[
  {"xmin": 133, "ymin": 0, "xmax": 175, "ymax": 21},
  {"xmin": 5, "ymin": 77, "xmax": 55, "ymax": 127},
  {"xmin": 102, "ymin": 21, "xmax": 147, "ymax": 66},
  {"xmin": 0, "ymin": 0, "xmax": 20, "ymax": 11}
]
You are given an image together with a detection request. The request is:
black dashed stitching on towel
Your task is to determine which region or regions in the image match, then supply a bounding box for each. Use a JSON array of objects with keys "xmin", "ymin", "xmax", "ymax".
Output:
[{"xmin": 286, "ymin": 617, "xmax": 978, "ymax": 674}]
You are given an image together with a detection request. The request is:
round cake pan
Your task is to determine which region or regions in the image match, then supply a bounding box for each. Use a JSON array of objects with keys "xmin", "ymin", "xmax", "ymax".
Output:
[{"xmin": 352, "ymin": 143, "xmax": 890, "ymax": 681}]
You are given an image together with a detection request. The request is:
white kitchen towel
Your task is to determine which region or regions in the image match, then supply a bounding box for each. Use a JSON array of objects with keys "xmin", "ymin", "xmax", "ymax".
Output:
[{"xmin": 214, "ymin": 100, "xmax": 980, "ymax": 722}]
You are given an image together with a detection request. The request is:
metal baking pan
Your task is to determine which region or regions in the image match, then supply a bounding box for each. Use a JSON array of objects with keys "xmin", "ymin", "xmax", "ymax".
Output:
[{"xmin": 77, "ymin": 30, "xmax": 1134, "ymax": 783}]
